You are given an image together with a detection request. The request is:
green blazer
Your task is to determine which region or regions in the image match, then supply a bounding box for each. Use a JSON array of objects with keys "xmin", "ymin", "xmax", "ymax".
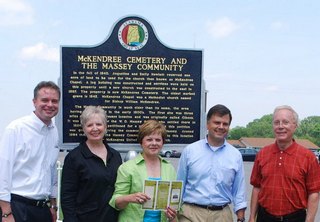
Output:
[{"xmin": 109, "ymin": 153, "xmax": 176, "ymax": 222}]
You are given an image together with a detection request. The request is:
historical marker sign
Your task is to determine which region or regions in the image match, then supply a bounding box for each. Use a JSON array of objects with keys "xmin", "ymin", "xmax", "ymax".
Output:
[{"xmin": 59, "ymin": 16, "xmax": 204, "ymax": 148}]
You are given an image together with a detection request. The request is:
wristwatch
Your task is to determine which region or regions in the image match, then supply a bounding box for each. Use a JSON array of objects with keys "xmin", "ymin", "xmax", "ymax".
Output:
[
  {"xmin": 2, "ymin": 212, "xmax": 12, "ymax": 218},
  {"xmin": 237, "ymin": 218, "xmax": 245, "ymax": 222},
  {"xmin": 50, "ymin": 205, "xmax": 58, "ymax": 211}
]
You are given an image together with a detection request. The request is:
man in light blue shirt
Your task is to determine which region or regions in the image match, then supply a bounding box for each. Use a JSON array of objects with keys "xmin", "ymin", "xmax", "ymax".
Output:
[{"xmin": 177, "ymin": 104, "xmax": 247, "ymax": 222}]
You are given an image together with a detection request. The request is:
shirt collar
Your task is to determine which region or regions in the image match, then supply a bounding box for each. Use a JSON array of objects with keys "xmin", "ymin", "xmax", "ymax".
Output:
[
  {"xmin": 31, "ymin": 112, "xmax": 55, "ymax": 131},
  {"xmin": 272, "ymin": 139, "xmax": 297, "ymax": 155},
  {"xmin": 81, "ymin": 140, "xmax": 114, "ymax": 161},
  {"xmin": 205, "ymin": 135, "xmax": 226, "ymax": 151},
  {"xmin": 134, "ymin": 152, "xmax": 170, "ymax": 164}
]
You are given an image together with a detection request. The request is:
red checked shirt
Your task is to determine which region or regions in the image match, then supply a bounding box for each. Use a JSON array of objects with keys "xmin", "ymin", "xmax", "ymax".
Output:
[{"xmin": 250, "ymin": 140, "xmax": 320, "ymax": 216}]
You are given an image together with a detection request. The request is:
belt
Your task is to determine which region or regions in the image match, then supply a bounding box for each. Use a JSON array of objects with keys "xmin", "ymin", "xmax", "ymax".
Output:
[
  {"xmin": 11, "ymin": 194, "xmax": 49, "ymax": 208},
  {"xmin": 186, "ymin": 202, "xmax": 228, "ymax": 211},
  {"xmin": 258, "ymin": 206, "xmax": 306, "ymax": 221}
]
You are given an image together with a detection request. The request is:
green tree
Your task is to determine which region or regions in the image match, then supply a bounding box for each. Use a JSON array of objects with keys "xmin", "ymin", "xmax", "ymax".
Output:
[
  {"xmin": 295, "ymin": 116, "xmax": 320, "ymax": 146},
  {"xmin": 229, "ymin": 114, "xmax": 320, "ymax": 147},
  {"xmin": 228, "ymin": 114, "xmax": 273, "ymax": 139},
  {"xmin": 246, "ymin": 114, "xmax": 273, "ymax": 138},
  {"xmin": 228, "ymin": 126, "xmax": 248, "ymax": 140}
]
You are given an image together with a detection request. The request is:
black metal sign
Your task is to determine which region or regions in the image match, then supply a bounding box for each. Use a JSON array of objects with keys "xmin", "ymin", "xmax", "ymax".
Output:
[{"xmin": 61, "ymin": 16, "xmax": 203, "ymax": 144}]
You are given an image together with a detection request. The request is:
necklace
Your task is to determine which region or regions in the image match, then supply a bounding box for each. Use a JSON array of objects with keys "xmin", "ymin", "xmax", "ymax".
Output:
[{"xmin": 87, "ymin": 142, "xmax": 107, "ymax": 160}]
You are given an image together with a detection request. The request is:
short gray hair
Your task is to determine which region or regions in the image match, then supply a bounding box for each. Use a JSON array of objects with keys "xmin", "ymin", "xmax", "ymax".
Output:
[
  {"xmin": 80, "ymin": 106, "xmax": 107, "ymax": 128},
  {"xmin": 273, "ymin": 105, "xmax": 299, "ymax": 126}
]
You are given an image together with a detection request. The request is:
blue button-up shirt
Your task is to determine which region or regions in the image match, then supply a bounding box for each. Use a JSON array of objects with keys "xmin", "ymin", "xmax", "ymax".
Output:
[{"xmin": 177, "ymin": 138, "xmax": 247, "ymax": 213}]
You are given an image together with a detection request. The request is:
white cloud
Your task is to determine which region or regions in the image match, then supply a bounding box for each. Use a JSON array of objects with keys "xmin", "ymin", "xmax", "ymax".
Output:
[
  {"xmin": 206, "ymin": 17, "xmax": 240, "ymax": 39},
  {"xmin": 19, "ymin": 42, "xmax": 59, "ymax": 62},
  {"xmin": 0, "ymin": 0, "xmax": 34, "ymax": 26}
]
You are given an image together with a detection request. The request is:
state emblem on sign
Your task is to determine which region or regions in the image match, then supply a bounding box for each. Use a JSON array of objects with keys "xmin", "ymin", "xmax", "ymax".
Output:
[{"xmin": 118, "ymin": 19, "xmax": 149, "ymax": 51}]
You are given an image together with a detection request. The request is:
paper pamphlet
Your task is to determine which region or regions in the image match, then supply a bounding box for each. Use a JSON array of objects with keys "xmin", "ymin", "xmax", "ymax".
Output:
[{"xmin": 142, "ymin": 180, "xmax": 183, "ymax": 210}]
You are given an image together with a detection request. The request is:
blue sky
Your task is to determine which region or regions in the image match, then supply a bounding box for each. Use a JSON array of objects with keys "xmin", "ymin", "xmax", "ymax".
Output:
[{"xmin": 0, "ymin": 0, "xmax": 319, "ymax": 136}]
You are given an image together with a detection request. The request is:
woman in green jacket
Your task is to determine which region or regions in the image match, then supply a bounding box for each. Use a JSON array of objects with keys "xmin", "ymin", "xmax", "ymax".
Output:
[{"xmin": 109, "ymin": 120, "xmax": 178, "ymax": 222}]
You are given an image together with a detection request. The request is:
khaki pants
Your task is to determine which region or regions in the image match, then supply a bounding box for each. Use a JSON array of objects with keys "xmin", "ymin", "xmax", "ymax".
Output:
[{"xmin": 178, "ymin": 203, "xmax": 233, "ymax": 222}]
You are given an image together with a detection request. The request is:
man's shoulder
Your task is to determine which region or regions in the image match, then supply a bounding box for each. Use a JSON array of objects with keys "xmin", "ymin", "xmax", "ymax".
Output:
[
  {"xmin": 181, "ymin": 139, "xmax": 205, "ymax": 155},
  {"xmin": 260, "ymin": 143, "xmax": 275, "ymax": 151},
  {"xmin": 7, "ymin": 114, "xmax": 31, "ymax": 124},
  {"xmin": 225, "ymin": 141, "xmax": 240, "ymax": 150},
  {"xmin": 181, "ymin": 139, "xmax": 216, "ymax": 161},
  {"xmin": 185, "ymin": 139, "xmax": 205, "ymax": 148},
  {"xmin": 5, "ymin": 114, "xmax": 34, "ymax": 131},
  {"xmin": 294, "ymin": 143, "xmax": 315, "ymax": 156}
]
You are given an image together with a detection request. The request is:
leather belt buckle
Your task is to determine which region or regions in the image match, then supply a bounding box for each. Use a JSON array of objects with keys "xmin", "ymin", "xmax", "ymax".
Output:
[
  {"xmin": 35, "ymin": 200, "xmax": 48, "ymax": 207},
  {"xmin": 186, "ymin": 202, "xmax": 228, "ymax": 211},
  {"xmin": 274, "ymin": 215, "xmax": 284, "ymax": 221},
  {"xmin": 206, "ymin": 204, "xmax": 226, "ymax": 211},
  {"xmin": 207, "ymin": 205, "xmax": 218, "ymax": 210}
]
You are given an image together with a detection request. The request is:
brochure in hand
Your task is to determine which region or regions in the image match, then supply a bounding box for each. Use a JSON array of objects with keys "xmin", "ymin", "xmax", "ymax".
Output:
[{"xmin": 142, "ymin": 180, "xmax": 183, "ymax": 211}]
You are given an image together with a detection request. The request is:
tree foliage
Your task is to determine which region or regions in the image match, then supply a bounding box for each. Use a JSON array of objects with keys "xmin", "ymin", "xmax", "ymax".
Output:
[
  {"xmin": 229, "ymin": 115, "xmax": 320, "ymax": 147},
  {"xmin": 295, "ymin": 116, "xmax": 320, "ymax": 146},
  {"xmin": 246, "ymin": 114, "xmax": 273, "ymax": 138}
]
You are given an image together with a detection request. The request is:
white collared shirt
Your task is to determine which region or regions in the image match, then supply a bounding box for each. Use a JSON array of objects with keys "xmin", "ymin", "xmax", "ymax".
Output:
[{"xmin": 0, "ymin": 112, "xmax": 59, "ymax": 202}]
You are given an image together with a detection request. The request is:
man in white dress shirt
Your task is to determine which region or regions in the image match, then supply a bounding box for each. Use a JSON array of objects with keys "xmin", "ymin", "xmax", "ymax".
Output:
[{"xmin": 0, "ymin": 81, "xmax": 60, "ymax": 222}]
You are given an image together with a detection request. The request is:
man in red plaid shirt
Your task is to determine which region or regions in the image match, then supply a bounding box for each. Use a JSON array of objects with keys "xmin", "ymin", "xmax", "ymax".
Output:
[{"xmin": 249, "ymin": 105, "xmax": 320, "ymax": 222}]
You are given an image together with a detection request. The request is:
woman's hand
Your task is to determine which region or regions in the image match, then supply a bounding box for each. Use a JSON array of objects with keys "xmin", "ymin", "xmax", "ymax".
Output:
[
  {"xmin": 115, "ymin": 192, "xmax": 150, "ymax": 209},
  {"xmin": 165, "ymin": 206, "xmax": 177, "ymax": 222},
  {"xmin": 131, "ymin": 192, "xmax": 150, "ymax": 204}
]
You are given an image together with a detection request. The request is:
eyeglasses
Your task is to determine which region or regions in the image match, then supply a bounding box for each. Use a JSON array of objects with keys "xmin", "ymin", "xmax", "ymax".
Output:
[{"xmin": 273, "ymin": 120, "xmax": 292, "ymax": 127}]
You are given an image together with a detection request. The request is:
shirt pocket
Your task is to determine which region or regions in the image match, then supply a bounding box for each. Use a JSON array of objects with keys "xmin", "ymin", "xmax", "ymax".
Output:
[{"xmin": 217, "ymin": 166, "xmax": 235, "ymax": 188}]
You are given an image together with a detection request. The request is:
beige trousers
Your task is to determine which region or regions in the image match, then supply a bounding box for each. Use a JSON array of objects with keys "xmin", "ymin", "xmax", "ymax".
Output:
[{"xmin": 178, "ymin": 203, "xmax": 233, "ymax": 222}]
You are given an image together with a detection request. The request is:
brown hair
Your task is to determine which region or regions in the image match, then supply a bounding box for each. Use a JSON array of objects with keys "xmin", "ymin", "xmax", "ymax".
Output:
[
  {"xmin": 137, "ymin": 119, "xmax": 167, "ymax": 144},
  {"xmin": 33, "ymin": 81, "xmax": 61, "ymax": 100}
]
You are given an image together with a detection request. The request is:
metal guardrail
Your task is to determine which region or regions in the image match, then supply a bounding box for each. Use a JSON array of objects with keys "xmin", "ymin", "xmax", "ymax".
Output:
[{"xmin": 56, "ymin": 161, "xmax": 63, "ymax": 222}]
